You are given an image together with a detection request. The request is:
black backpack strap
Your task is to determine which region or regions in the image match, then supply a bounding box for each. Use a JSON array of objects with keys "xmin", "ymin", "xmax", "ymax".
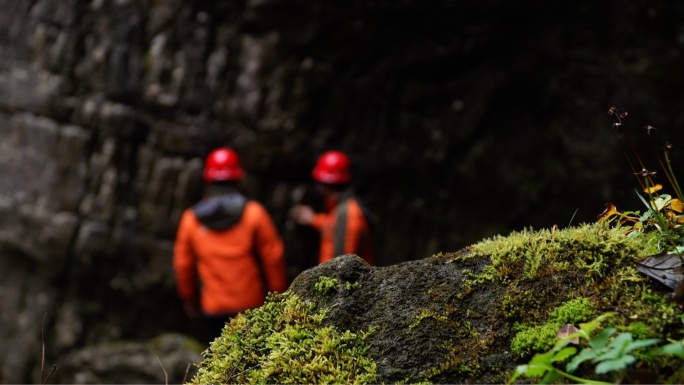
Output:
[{"xmin": 333, "ymin": 199, "xmax": 349, "ymax": 257}]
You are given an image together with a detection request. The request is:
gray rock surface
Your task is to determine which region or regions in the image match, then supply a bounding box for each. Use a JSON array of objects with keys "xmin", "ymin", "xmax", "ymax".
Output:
[
  {"xmin": 289, "ymin": 254, "xmax": 512, "ymax": 384},
  {"xmin": 54, "ymin": 333, "xmax": 203, "ymax": 384}
]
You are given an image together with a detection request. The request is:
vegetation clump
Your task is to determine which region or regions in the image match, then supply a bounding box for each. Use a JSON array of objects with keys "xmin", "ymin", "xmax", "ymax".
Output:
[
  {"xmin": 315, "ymin": 276, "xmax": 340, "ymax": 295},
  {"xmin": 187, "ymin": 218, "xmax": 683, "ymax": 383},
  {"xmin": 314, "ymin": 275, "xmax": 361, "ymax": 296},
  {"xmin": 189, "ymin": 292, "xmax": 376, "ymax": 384},
  {"xmin": 511, "ymin": 297, "xmax": 595, "ymax": 356},
  {"xmin": 447, "ymin": 220, "xmax": 684, "ymax": 383},
  {"xmin": 465, "ymin": 221, "xmax": 659, "ymax": 284},
  {"xmin": 509, "ymin": 312, "xmax": 684, "ymax": 384}
]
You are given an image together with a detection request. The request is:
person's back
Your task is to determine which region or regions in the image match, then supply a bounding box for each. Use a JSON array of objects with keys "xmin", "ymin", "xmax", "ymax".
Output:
[{"xmin": 173, "ymin": 148, "xmax": 286, "ymax": 342}]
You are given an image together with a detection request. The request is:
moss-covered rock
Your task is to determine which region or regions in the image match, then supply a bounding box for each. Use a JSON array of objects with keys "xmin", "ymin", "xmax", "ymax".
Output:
[
  {"xmin": 190, "ymin": 221, "xmax": 684, "ymax": 384},
  {"xmin": 191, "ymin": 291, "xmax": 376, "ymax": 384}
]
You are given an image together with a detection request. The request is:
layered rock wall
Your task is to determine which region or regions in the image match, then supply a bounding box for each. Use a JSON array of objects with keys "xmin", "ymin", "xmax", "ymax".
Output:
[{"xmin": 2, "ymin": 0, "xmax": 684, "ymax": 382}]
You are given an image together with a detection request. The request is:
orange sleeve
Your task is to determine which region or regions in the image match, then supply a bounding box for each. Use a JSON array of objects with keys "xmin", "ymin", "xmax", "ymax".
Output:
[
  {"xmin": 310, "ymin": 213, "xmax": 328, "ymax": 230},
  {"xmin": 251, "ymin": 203, "xmax": 288, "ymax": 293},
  {"xmin": 173, "ymin": 209, "xmax": 198, "ymax": 303}
]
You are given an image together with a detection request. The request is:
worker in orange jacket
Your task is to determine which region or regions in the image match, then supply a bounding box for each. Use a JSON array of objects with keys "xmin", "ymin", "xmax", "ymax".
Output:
[
  {"xmin": 290, "ymin": 150, "xmax": 375, "ymax": 265},
  {"xmin": 173, "ymin": 147, "xmax": 287, "ymax": 343}
]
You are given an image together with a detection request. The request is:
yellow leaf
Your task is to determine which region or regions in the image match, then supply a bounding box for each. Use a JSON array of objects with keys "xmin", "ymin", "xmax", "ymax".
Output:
[
  {"xmin": 671, "ymin": 198, "xmax": 684, "ymax": 213},
  {"xmin": 598, "ymin": 203, "xmax": 618, "ymax": 220},
  {"xmin": 644, "ymin": 184, "xmax": 663, "ymax": 194}
]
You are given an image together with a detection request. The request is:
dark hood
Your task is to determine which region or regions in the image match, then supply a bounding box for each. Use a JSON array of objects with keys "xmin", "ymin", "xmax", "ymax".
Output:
[{"xmin": 192, "ymin": 192, "xmax": 247, "ymax": 230}]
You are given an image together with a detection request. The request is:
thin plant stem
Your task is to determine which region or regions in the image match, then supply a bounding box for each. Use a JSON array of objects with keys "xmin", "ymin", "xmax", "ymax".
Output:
[
  {"xmin": 664, "ymin": 152, "xmax": 684, "ymax": 201},
  {"xmin": 156, "ymin": 356, "xmax": 169, "ymax": 385},
  {"xmin": 41, "ymin": 313, "xmax": 46, "ymax": 384},
  {"xmin": 182, "ymin": 362, "xmax": 191, "ymax": 384}
]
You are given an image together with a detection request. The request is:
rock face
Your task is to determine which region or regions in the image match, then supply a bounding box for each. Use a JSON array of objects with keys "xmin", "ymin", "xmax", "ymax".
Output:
[
  {"xmin": 2, "ymin": 0, "xmax": 684, "ymax": 382},
  {"xmin": 277, "ymin": 224, "xmax": 678, "ymax": 384},
  {"xmin": 55, "ymin": 333, "xmax": 203, "ymax": 384},
  {"xmin": 288, "ymin": 254, "xmax": 510, "ymax": 383}
]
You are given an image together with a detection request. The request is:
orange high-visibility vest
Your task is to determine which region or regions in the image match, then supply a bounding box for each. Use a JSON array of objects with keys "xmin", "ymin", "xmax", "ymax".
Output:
[
  {"xmin": 311, "ymin": 195, "xmax": 374, "ymax": 265},
  {"xmin": 173, "ymin": 200, "xmax": 286, "ymax": 315}
]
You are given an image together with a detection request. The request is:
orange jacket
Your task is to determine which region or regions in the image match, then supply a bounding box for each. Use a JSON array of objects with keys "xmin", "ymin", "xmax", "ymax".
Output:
[
  {"xmin": 311, "ymin": 194, "xmax": 374, "ymax": 265},
  {"xmin": 173, "ymin": 193, "xmax": 286, "ymax": 315}
]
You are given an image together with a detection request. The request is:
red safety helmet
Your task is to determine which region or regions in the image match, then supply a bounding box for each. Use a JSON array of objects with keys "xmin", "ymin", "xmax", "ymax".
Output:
[
  {"xmin": 312, "ymin": 150, "xmax": 352, "ymax": 184},
  {"xmin": 203, "ymin": 148, "xmax": 245, "ymax": 182}
]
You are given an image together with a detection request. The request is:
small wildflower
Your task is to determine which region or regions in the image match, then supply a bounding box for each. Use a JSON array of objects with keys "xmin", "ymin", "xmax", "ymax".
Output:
[
  {"xmin": 598, "ymin": 203, "xmax": 618, "ymax": 221},
  {"xmin": 634, "ymin": 168, "xmax": 657, "ymax": 178}
]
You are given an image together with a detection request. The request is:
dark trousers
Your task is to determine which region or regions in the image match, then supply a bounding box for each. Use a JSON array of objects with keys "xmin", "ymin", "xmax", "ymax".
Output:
[{"xmin": 202, "ymin": 313, "xmax": 237, "ymax": 345}]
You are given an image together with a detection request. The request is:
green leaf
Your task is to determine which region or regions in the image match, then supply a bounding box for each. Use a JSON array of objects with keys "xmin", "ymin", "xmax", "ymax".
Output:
[
  {"xmin": 506, "ymin": 365, "xmax": 527, "ymax": 385},
  {"xmin": 579, "ymin": 313, "xmax": 615, "ymax": 336},
  {"xmin": 540, "ymin": 369, "xmax": 561, "ymax": 384},
  {"xmin": 624, "ymin": 338, "xmax": 660, "ymax": 353},
  {"xmin": 659, "ymin": 341, "xmax": 684, "ymax": 359},
  {"xmin": 608, "ymin": 332, "xmax": 634, "ymax": 349},
  {"xmin": 640, "ymin": 210, "xmax": 653, "ymax": 222},
  {"xmin": 529, "ymin": 350, "xmax": 555, "ymax": 368},
  {"xmin": 596, "ymin": 333, "xmax": 633, "ymax": 361},
  {"xmin": 636, "ymin": 190, "xmax": 652, "ymax": 210},
  {"xmin": 552, "ymin": 347, "xmax": 577, "ymax": 363},
  {"xmin": 566, "ymin": 348, "xmax": 597, "ymax": 373},
  {"xmin": 589, "ymin": 327, "xmax": 617, "ymax": 350},
  {"xmin": 525, "ymin": 363, "xmax": 551, "ymax": 378},
  {"xmin": 595, "ymin": 355, "xmax": 635, "ymax": 374}
]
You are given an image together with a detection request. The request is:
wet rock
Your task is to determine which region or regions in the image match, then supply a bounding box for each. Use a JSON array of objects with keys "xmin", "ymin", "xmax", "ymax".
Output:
[
  {"xmin": 54, "ymin": 333, "xmax": 203, "ymax": 384},
  {"xmin": 290, "ymin": 254, "xmax": 513, "ymax": 383}
]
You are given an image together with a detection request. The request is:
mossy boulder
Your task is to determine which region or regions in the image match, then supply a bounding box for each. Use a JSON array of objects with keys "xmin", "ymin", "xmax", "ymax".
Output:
[{"xmin": 190, "ymin": 222, "xmax": 684, "ymax": 384}]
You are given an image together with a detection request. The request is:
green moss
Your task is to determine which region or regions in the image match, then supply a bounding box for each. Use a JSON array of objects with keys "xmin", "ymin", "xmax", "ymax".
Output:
[
  {"xmin": 624, "ymin": 321, "xmax": 655, "ymax": 340},
  {"xmin": 507, "ymin": 284, "xmax": 593, "ymax": 357},
  {"xmin": 314, "ymin": 275, "xmax": 361, "ymax": 295},
  {"xmin": 550, "ymin": 297, "xmax": 595, "ymax": 324},
  {"xmin": 315, "ymin": 276, "xmax": 340, "ymax": 295},
  {"xmin": 458, "ymin": 221, "xmax": 682, "ymax": 363},
  {"xmin": 500, "ymin": 288, "xmax": 544, "ymax": 321},
  {"xmin": 461, "ymin": 221, "xmax": 659, "ymax": 283},
  {"xmin": 510, "ymin": 297, "xmax": 595, "ymax": 356},
  {"xmin": 189, "ymin": 292, "xmax": 376, "ymax": 384},
  {"xmin": 409, "ymin": 309, "xmax": 450, "ymax": 330},
  {"xmin": 507, "ymin": 276, "xmax": 608, "ymax": 358},
  {"xmin": 511, "ymin": 320, "xmax": 559, "ymax": 357}
]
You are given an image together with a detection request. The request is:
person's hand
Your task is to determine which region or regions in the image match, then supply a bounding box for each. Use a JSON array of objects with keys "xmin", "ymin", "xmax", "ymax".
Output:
[
  {"xmin": 183, "ymin": 300, "xmax": 200, "ymax": 319},
  {"xmin": 290, "ymin": 205, "xmax": 315, "ymax": 225}
]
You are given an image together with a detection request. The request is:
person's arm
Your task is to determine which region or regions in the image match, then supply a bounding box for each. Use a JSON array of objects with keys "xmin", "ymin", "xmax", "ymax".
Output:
[
  {"xmin": 173, "ymin": 210, "xmax": 199, "ymax": 317},
  {"xmin": 253, "ymin": 204, "xmax": 288, "ymax": 293},
  {"xmin": 290, "ymin": 204, "xmax": 329, "ymax": 230}
]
